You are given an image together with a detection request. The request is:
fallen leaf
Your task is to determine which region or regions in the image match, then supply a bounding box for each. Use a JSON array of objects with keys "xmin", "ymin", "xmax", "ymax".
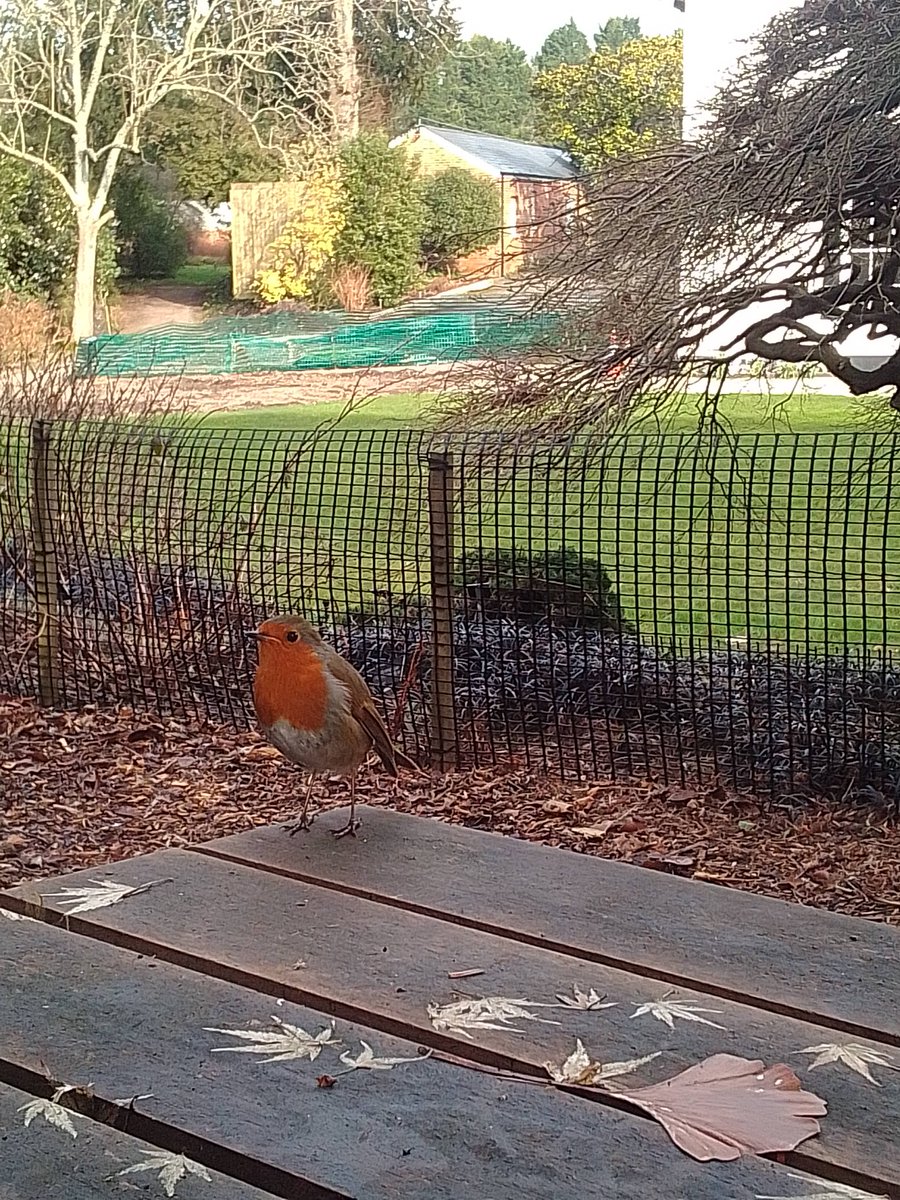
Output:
[
  {"xmin": 542, "ymin": 799, "xmax": 573, "ymax": 813},
  {"xmin": 573, "ymin": 822, "xmax": 615, "ymax": 840},
  {"xmin": 555, "ymin": 986, "xmax": 617, "ymax": 1011},
  {"xmin": 620, "ymin": 1054, "xmax": 826, "ymax": 1162},
  {"xmin": 338, "ymin": 1041, "xmax": 432, "ymax": 1072},
  {"xmin": 119, "ymin": 1150, "xmax": 211, "ymax": 1197},
  {"xmin": 544, "ymin": 1038, "xmax": 662, "ymax": 1086},
  {"xmin": 41, "ymin": 877, "xmax": 170, "ymax": 914},
  {"xmin": 17, "ymin": 1094, "xmax": 84, "ymax": 1139},
  {"xmin": 630, "ymin": 999, "xmax": 726, "ymax": 1030},
  {"xmin": 427, "ymin": 996, "xmax": 560, "ymax": 1038},
  {"xmin": 206, "ymin": 1016, "xmax": 339, "ymax": 1062},
  {"xmin": 797, "ymin": 1043, "xmax": 899, "ymax": 1086}
]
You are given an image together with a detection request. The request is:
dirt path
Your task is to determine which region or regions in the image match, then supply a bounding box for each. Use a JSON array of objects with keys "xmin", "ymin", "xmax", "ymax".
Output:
[{"xmin": 114, "ymin": 283, "xmax": 206, "ymax": 334}]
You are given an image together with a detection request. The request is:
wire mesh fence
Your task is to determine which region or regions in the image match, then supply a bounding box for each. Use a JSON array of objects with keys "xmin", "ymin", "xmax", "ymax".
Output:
[
  {"xmin": 3, "ymin": 419, "xmax": 900, "ymax": 806},
  {"xmin": 75, "ymin": 306, "xmax": 558, "ymax": 377}
]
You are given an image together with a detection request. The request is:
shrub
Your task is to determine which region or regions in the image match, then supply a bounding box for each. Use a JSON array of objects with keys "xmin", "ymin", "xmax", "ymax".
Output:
[
  {"xmin": 420, "ymin": 169, "xmax": 501, "ymax": 271},
  {"xmin": 332, "ymin": 134, "xmax": 425, "ymax": 307},
  {"xmin": 455, "ymin": 544, "xmax": 631, "ymax": 631},
  {"xmin": 254, "ymin": 167, "xmax": 345, "ymax": 305},
  {"xmin": 0, "ymin": 292, "xmax": 60, "ymax": 364},
  {"xmin": 112, "ymin": 167, "xmax": 188, "ymax": 279},
  {"xmin": 0, "ymin": 160, "xmax": 76, "ymax": 298},
  {"xmin": 327, "ymin": 263, "xmax": 372, "ymax": 312}
]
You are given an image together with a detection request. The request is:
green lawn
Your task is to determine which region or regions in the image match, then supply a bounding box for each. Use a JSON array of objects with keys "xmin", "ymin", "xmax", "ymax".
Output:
[
  {"xmin": 167, "ymin": 391, "xmax": 900, "ymax": 653},
  {"xmin": 7, "ymin": 391, "xmax": 894, "ymax": 655},
  {"xmin": 173, "ymin": 260, "xmax": 231, "ymax": 289}
]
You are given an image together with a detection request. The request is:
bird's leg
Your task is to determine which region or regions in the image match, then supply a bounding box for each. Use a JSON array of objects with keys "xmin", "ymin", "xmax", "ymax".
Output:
[
  {"xmin": 285, "ymin": 772, "xmax": 316, "ymax": 836},
  {"xmin": 332, "ymin": 769, "xmax": 360, "ymax": 839}
]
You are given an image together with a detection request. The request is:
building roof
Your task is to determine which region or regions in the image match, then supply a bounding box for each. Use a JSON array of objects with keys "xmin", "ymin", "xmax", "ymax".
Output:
[{"xmin": 414, "ymin": 123, "xmax": 579, "ymax": 181}]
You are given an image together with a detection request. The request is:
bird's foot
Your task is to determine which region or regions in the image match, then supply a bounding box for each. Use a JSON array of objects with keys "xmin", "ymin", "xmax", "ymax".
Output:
[
  {"xmin": 285, "ymin": 813, "xmax": 315, "ymax": 836},
  {"xmin": 331, "ymin": 819, "xmax": 360, "ymax": 840}
]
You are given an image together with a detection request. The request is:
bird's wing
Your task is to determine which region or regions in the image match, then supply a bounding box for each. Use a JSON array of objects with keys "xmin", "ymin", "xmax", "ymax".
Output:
[{"xmin": 325, "ymin": 650, "xmax": 417, "ymax": 775}]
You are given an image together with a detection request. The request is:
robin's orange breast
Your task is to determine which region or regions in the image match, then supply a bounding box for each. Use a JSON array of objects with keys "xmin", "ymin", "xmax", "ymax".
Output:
[{"xmin": 253, "ymin": 644, "xmax": 329, "ymax": 732}]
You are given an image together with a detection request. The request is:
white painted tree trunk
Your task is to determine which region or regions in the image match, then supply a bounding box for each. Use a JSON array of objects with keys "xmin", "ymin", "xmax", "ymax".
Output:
[{"xmin": 71, "ymin": 212, "xmax": 99, "ymax": 343}]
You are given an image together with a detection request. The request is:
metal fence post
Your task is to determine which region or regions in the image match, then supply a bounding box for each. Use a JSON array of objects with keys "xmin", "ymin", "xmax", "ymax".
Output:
[
  {"xmin": 30, "ymin": 419, "xmax": 62, "ymax": 707},
  {"xmin": 427, "ymin": 450, "xmax": 457, "ymax": 770}
]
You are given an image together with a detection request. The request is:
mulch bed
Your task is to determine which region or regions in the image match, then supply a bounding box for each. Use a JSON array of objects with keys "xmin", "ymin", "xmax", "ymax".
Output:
[{"xmin": 2, "ymin": 695, "xmax": 899, "ymax": 926}]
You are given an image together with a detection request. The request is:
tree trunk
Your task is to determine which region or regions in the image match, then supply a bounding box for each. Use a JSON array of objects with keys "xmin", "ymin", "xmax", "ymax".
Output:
[
  {"xmin": 333, "ymin": 0, "xmax": 360, "ymax": 141},
  {"xmin": 71, "ymin": 214, "xmax": 99, "ymax": 342}
]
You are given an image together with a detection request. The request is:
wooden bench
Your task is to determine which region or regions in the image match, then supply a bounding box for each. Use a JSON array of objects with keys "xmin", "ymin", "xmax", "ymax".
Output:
[{"xmin": 2, "ymin": 804, "xmax": 898, "ymax": 1199}]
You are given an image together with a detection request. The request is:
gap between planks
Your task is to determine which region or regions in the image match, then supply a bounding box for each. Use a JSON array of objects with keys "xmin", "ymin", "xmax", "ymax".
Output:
[
  {"xmin": 0, "ymin": 1056, "xmax": 346, "ymax": 1200},
  {"xmin": 1, "ymin": 893, "xmax": 896, "ymax": 1200},
  {"xmin": 190, "ymin": 843, "xmax": 900, "ymax": 1051}
]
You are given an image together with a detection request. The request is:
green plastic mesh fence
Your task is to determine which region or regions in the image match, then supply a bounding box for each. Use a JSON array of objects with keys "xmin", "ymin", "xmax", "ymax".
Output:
[{"xmin": 76, "ymin": 307, "xmax": 558, "ymax": 377}]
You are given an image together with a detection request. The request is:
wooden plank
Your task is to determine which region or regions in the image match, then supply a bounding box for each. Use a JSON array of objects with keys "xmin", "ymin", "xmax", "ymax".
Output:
[
  {"xmin": 0, "ymin": 1079, "xmax": 272, "ymax": 1200},
  {"xmin": 5, "ymin": 850, "xmax": 899, "ymax": 1197},
  {"xmin": 0, "ymin": 916, "xmax": 819, "ymax": 1200},
  {"xmin": 198, "ymin": 806, "xmax": 900, "ymax": 1043}
]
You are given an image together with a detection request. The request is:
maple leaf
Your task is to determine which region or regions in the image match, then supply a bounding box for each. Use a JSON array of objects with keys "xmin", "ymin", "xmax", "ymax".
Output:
[
  {"xmin": 17, "ymin": 1088, "xmax": 84, "ymax": 1139},
  {"xmin": 41, "ymin": 877, "xmax": 169, "ymax": 915},
  {"xmin": 338, "ymin": 1041, "xmax": 433, "ymax": 1072},
  {"xmin": 757, "ymin": 1174, "xmax": 888, "ymax": 1199},
  {"xmin": 427, "ymin": 996, "xmax": 560, "ymax": 1039},
  {"xmin": 630, "ymin": 999, "xmax": 726, "ymax": 1030},
  {"xmin": 554, "ymin": 986, "xmax": 617, "ymax": 1011},
  {"xmin": 797, "ymin": 1043, "xmax": 899, "ymax": 1087},
  {"xmin": 544, "ymin": 1038, "xmax": 662, "ymax": 1086},
  {"xmin": 621, "ymin": 1054, "xmax": 826, "ymax": 1162},
  {"xmin": 206, "ymin": 1015, "xmax": 338, "ymax": 1062},
  {"xmin": 119, "ymin": 1150, "xmax": 212, "ymax": 1197}
]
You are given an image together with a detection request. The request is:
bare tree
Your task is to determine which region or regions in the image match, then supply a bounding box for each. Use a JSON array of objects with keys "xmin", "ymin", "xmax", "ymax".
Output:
[
  {"xmin": 0, "ymin": 0, "xmax": 338, "ymax": 342},
  {"xmin": 457, "ymin": 0, "xmax": 900, "ymax": 437}
]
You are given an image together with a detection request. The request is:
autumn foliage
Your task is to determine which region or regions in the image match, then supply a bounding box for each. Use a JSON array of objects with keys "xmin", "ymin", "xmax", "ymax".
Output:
[{"xmin": 534, "ymin": 33, "xmax": 683, "ymax": 170}]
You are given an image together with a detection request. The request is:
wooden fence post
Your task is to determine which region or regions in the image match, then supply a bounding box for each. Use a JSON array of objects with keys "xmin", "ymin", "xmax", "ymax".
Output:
[
  {"xmin": 30, "ymin": 419, "xmax": 62, "ymax": 707},
  {"xmin": 427, "ymin": 450, "xmax": 457, "ymax": 771}
]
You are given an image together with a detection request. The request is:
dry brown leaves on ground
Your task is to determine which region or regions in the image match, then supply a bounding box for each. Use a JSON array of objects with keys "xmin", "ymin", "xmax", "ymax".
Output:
[{"xmin": 1, "ymin": 696, "xmax": 898, "ymax": 925}]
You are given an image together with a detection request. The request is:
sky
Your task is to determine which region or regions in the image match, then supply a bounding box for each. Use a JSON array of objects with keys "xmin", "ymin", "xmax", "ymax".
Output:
[{"xmin": 454, "ymin": 0, "xmax": 681, "ymax": 56}]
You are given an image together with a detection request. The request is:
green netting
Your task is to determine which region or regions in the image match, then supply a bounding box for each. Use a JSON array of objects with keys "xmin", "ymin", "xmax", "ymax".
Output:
[{"xmin": 75, "ymin": 307, "xmax": 557, "ymax": 377}]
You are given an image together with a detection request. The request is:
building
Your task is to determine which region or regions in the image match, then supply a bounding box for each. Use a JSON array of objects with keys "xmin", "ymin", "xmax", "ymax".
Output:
[{"xmin": 390, "ymin": 122, "xmax": 580, "ymax": 277}]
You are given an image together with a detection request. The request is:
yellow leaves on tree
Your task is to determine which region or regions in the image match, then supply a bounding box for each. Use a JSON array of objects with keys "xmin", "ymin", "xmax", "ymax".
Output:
[
  {"xmin": 254, "ymin": 168, "xmax": 346, "ymax": 304},
  {"xmin": 534, "ymin": 33, "xmax": 683, "ymax": 172}
]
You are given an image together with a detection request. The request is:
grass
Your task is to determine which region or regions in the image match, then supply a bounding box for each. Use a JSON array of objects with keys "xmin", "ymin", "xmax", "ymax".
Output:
[
  {"xmin": 172, "ymin": 260, "xmax": 231, "ymax": 289},
  {"xmin": 7, "ymin": 390, "xmax": 896, "ymax": 657},
  {"xmin": 170, "ymin": 390, "xmax": 900, "ymax": 654}
]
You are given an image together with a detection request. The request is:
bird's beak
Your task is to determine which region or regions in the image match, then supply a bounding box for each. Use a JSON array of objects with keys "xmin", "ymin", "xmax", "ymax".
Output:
[{"xmin": 244, "ymin": 629, "xmax": 261, "ymax": 640}]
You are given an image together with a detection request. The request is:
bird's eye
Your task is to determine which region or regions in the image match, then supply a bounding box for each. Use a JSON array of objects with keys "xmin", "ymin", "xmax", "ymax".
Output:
[{"xmin": 285, "ymin": 630, "xmax": 299, "ymax": 643}]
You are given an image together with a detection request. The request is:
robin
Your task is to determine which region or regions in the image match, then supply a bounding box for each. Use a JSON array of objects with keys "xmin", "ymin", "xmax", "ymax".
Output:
[{"xmin": 248, "ymin": 615, "xmax": 417, "ymax": 838}]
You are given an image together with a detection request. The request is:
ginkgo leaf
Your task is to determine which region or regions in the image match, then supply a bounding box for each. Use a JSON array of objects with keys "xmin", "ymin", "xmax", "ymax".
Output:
[
  {"xmin": 630, "ymin": 999, "xmax": 727, "ymax": 1030},
  {"xmin": 206, "ymin": 1016, "xmax": 338, "ymax": 1062},
  {"xmin": 620, "ymin": 1054, "xmax": 826, "ymax": 1162},
  {"xmin": 797, "ymin": 1043, "xmax": 899, "ymax": 1087},
  {"xmin": 544, "ymin": 1038, "xmax": 662, "ymax": 1086},
  {"xmin": 757, "ymin": 1173, "xmax": 888, "ymax": 1199},
  {"xmin": 41, "ymin": 878, "xmax": 168, "ymax": 915},
  {"xmin": 119, "ymin": 1150, "xmax": 212, "ymax": 1197},
  {"xmin": 427, "ymin": 996, "xmax": 560, "ymax": 1039},
  {"xmin": 338, "ymin": 1041, "xmax": 433, "ymax": 1072},
  {"xmin": 17, "ymin": 1093, "xmax": 83, "ymax": 1139},
  {"xmin": 555, "ymin": 986, "xmax": 617, "ymax": 1011}
]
